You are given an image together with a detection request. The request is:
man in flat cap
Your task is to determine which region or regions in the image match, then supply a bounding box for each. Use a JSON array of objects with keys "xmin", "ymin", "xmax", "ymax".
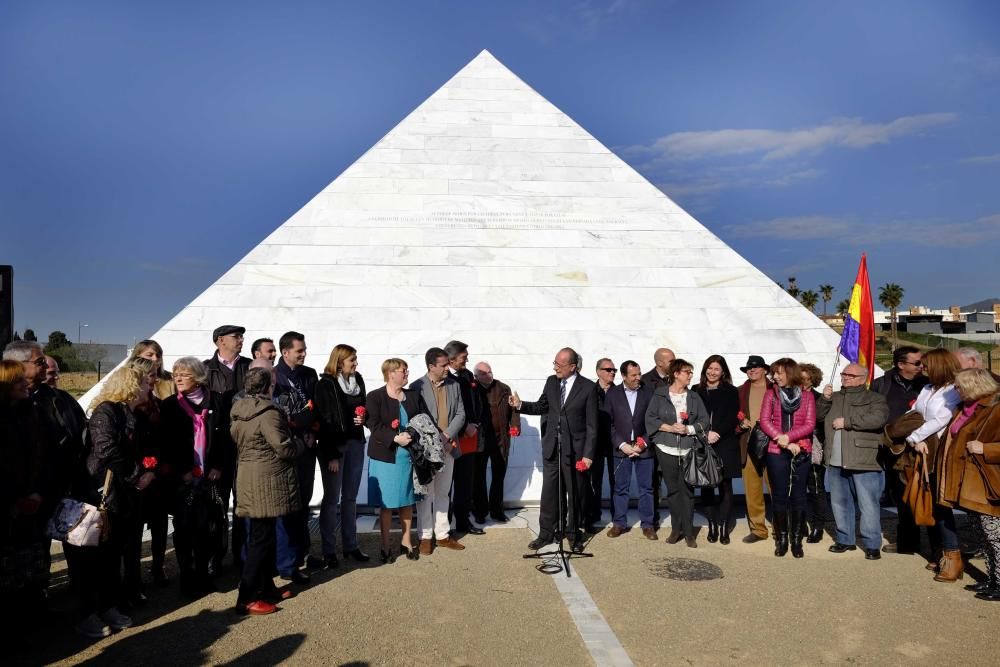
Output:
[
  {"xmin": 203, "ymin": 324, "xmax": 253, "ymax": 573},
  {"xmin": 737, "ymin": 355, "xmax": 774, "ymax": 544},
  {"xmin": 205, "ymin": 325, "xmax": 252, "ymax": 400}
]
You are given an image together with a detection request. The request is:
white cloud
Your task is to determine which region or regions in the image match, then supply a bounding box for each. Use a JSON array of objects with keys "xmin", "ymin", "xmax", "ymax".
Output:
[
  {"xmin": 633, "ymin": 113, "xmax": 958, "ymax": 162},
  {"xmin": 725, "ymin": 216, "xmax": 855, "ymax": 240},
  {"xmin": 722, "ymin": 213, "xmax": 1000, "ymax": 248},
  {"xmin": 958, "ymin": 153, "xmax": 1000, "ymax": 165}
]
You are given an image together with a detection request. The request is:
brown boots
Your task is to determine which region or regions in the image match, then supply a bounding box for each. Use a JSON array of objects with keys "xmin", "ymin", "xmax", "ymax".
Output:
[{"xmin": 933, "ymin": 549, "xmax": 965, "ymax": 582}]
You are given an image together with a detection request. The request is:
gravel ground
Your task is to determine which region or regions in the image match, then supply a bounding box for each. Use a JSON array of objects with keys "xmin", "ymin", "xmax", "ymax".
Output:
[
  {"xmin": 10, "ymin": 510, "xmax": 1000, "ymax": 666},
  {"xmin": 15, "ymin": 528, "xmax": 588, "ymax": 667},
  {"xmin": 572, "ymin": 517, "xmax": 999, "ymax": 666}
]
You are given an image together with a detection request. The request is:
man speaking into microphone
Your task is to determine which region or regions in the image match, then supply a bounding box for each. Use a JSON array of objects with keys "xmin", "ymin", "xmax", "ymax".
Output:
[{"xmin": 510, "ymin": 347, "xmax": 597, "ymax": 554}]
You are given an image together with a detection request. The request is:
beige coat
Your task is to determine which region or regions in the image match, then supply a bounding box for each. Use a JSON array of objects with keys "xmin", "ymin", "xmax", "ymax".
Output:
[{"xmin": 230, "ymin": 396, "xmax": 303, "ymax": 518}]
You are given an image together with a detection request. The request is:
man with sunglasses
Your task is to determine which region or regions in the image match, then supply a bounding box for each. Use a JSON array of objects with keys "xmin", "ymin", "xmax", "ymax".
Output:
[
  {"xmin": 819, "ymin": 364, "xmax": 890, "ymax": 560},
  {"xmin": 588, "ymin": 358, "xmax": 617, "ymax": 530},
  {"xmin": 871, "ymin": 345, "xmax": 928, "ymax": 554}
]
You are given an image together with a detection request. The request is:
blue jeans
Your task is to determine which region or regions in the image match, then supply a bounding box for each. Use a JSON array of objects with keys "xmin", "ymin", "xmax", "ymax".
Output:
[
  {"xmin": 612, "ymin": 455, "xmax": 655, "ymax": 529},
  {"xmin": 276, "ymin": 513, "xmax": 304, "ymax": 576},
  {"xmin": 319, "ymin": 439, "xmax": 366, "ymax": 555},
  {"xmin": 826, "ymin": 466, "xmax": 883, "ymax": 550}
]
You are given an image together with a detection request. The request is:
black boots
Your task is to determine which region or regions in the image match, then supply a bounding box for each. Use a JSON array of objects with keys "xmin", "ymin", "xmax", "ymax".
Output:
[
  {"xmin": 773, "ymin": 512, "xmax": 789, "ymax": 557},
  {"xmin": 706, "ymin": 520, "xmax": 719, "ymax": 543},
  {"xmin": 719, "ymin": 521, "xmax": 731, "ymax": 545},
  {"xmin": 790, "ymin": 511, "xmax": 805, "ymax": 558}
]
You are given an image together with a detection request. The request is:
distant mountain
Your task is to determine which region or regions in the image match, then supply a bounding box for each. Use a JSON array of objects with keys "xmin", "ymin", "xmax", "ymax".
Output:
[{"xmin": 962, "ymin": 298, "xmax": 1000, "ymax": 312}]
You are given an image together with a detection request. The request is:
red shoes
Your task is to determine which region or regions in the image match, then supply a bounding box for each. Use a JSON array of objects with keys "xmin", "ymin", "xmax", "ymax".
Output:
[{"xmin": 238, "ymin": 600, "xmax": 278, "ymax": 615}]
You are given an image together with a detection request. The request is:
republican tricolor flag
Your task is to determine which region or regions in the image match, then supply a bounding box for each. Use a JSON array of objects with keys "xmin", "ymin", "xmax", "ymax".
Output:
[{"xmin": 839, "ymin": 254, "xmax": 876, "ymax": 385}]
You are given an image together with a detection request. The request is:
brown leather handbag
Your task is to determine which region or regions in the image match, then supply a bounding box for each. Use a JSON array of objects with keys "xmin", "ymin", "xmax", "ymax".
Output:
[{"xmin": 902, "ymin": 453, "xmax": 935, "ymax": 526}]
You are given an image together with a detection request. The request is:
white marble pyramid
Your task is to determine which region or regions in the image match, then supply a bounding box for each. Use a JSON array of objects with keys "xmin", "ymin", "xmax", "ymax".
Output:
[{"xmin": 83, "ymin": 50, "xmax": 842, "ymax": 503}]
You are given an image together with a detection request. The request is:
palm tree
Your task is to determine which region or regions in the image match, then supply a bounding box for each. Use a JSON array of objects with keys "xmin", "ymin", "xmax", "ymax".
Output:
[
  {"xmin": 819, "ymin": 284, "xmax": 835, "ymax": 317},
  {"xmin": 800, "ymin": 290, "xmax": 819, "ymax": 313},
  {"xmin": 879, "ymin": 283, "xmax": 905, "ymax": 352},
  {"xmin": 836, "ymin": 298, "xmax": 851, "ymax": 318},
  {"xmin": 786, "ymin": 276, "xmax": 800, "ymax": 299}
]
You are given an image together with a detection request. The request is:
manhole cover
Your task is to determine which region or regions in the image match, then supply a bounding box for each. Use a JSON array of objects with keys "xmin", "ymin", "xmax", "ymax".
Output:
[{"xmin": 644, "ymin": 557, "xmax": 724, "ymax": 581}]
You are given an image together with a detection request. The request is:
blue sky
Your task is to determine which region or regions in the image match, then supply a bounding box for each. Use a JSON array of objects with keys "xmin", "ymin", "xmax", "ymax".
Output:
[{"xmin": 2, "ymin": 1, "xmax": 999, "ymax": 344}]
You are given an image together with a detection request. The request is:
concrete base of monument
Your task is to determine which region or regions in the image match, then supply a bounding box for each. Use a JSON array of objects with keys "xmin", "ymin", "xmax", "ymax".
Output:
[{"xmin": 20, "ymin": 509, "xmax": 995, "ymax": 666}]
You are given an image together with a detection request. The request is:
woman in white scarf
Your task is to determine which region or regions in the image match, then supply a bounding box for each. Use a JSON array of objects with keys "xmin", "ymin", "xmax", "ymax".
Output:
[{"xmin": 314, "ymin": 344, "xmax": 369, "ymax": 567}]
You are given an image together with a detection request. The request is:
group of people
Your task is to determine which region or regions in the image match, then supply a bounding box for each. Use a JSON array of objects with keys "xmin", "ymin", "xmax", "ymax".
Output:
[{"xmin": 3, "ymin": 330, "xmax": 1000, "ymax": 642}]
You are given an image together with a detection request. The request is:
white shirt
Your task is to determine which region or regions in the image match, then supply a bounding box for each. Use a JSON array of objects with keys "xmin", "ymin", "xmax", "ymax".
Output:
[
  {"xmin": 906, "ymin": 384, "xmax": 961, "ymax": 444},
  {"xmin": 619, "ymin": 385, "xmax": 640, "ymax": 450},
  {"xmin": 559, "ymin": 373, "xmax": 578, "ymax": 405},
  {"xmin": 657, "ymin": 390, "xmax": 693, "ymax": 456}
]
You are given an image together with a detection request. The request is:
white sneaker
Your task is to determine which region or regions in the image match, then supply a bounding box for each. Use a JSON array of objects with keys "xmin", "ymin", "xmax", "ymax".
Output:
[
  {"xmin": 99, "ymin": 607, "xmax": 134, "ymax": 631},
  {"xmin": 76, "ymin": 613, "xmax": 112, "ymax": 639}
]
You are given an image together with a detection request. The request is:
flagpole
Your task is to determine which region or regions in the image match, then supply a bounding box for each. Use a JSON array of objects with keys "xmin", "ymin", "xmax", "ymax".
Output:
[{"xmin": 829, "ymin": 343, "xmax": 842, "ymax": 388}]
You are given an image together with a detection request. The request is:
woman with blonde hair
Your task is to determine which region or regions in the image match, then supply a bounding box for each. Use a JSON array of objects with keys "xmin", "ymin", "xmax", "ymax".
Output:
[
  {"xmin": 87, "ymin": 358, "xmax": 162, "ymax": 618},
  {"xmin": 365, "ymin": 358, "xmax": 427, "ymax": 563},
  {"xmin": 937, "ymin": 369, "xmax": 1000, "ymax": 600},
  {"xmin": 127, "ymin": 339, "xmax": 174, "ymax": 399},
  {"xmin": 906, "ymin": 348, "xmax": 962, "ymax": 580},
  {"xmin": 314, "ymin": 344, "xmax": 369, "ymax": 567}
]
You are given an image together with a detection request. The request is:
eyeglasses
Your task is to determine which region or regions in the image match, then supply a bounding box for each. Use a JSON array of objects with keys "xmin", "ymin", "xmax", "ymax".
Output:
[
  {"xmin": 678, "ymin": 369, "xmax": 694, "ymax": 375},
  {"xmin": 900, "ymin": 360, "xmax": 922, "ymax": 367},
  {"xmin": 599, "ymin": 368, "xmax": 616, "ymax": 373},
  {"xmin": 840, "ymin": 372, "xmax": 866, "ymax": 378}
]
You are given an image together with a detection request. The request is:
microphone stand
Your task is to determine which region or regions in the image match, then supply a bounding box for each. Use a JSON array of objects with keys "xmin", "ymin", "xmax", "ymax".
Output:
[{"xmin": 524, "ymin": 412, "xmax": 593, "ymax": 577}]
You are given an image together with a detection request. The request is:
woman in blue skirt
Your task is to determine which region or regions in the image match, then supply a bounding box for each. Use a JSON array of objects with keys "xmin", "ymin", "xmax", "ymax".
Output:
[{"xmin": 366, "ymin": 358, "xmax": 427, "ymax": 563}]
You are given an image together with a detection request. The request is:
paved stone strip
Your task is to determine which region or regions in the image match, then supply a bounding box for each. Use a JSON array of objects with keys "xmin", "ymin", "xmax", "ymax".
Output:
[{"xmin": 549, "ymin": 556, "xmax": 635, "ymax": 667}]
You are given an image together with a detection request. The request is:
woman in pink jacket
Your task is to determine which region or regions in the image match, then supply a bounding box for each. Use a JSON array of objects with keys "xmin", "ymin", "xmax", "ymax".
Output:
[{"xmin": 760, "ymin": 358, "xmax": 816, "ymax": 558}]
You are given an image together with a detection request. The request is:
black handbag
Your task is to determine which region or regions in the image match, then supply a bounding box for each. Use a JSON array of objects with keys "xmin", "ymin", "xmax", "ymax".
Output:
[
  {"xmin": 748, "ymin": 423, "xmax": 770, "ymax": 460},
  {"xmin": 684, "ymin": 426, "xmax": 725, "ymax": 488}
]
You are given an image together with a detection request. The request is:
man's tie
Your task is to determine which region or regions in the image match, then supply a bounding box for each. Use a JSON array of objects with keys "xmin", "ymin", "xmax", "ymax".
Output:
[{"xmin": 560, "ymin": 378, "xmax": 567, "ymax": 406}]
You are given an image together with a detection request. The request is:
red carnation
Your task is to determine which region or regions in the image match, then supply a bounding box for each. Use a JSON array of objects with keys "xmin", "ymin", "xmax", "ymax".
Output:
[
  {"xmin": 680, "ymin": 411, "xmax": 689, "ymax": 422},
  {"xmin": 355, "ymin": 406, "xmax": 367, "ymax": 417},
  {"xmin": 509, "ymin": 426, "xmax": 520, "ymax": 437},
  {"xmin": 575, "ymin": 460, "xmax": 588, "ymax": 472},
  {"xmin": 142, "ymin": 456, "xmax": 158, "ymax": 470},
  {"xmin": 908, "ymin": 399, "xmax": 916, "ymax": 409},
  {"xmin": 192, "ymin": 465, "xmax": 204, "ymax": 478},
  {"xmin": 737, "ymin": 410, "xmax": 746, "ymax": 421},
  {"xmin": 635, "ymin": 436, "xmax": 647, "ymax": 450},
  {"xmin": 306, "ymin": 399, "xmax": 315, "ymax": 411},
  {"xmin": 391, "ymin": 418, "xmax": 400, "ymax": 429}
]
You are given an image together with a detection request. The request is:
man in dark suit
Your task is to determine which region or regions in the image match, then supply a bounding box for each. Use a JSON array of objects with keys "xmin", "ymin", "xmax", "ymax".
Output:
[
  {"xmin": 605, "ymin": 360, "xmax": 656, "ymax": 539},
  {"xmin": 445, "ymin": 340, "xmax": 486, "ymax": 535},
  {"xmin": 511, "ymin": 347, "xmax": 597, "ymax": 553},
  {"xmin": 640, "ymin": 347, "xmax": 674, "ymax": 527},
  {"xmin": 589, "ymin": 358, "xmax": 617, "ymax": 530}
]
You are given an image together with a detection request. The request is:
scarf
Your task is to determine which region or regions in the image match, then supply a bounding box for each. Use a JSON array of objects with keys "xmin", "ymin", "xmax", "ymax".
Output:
[
  {"xmin": 337, "ymin": 373, "xmax": 360, "ymax": 396},
  {"xmin": 778, "ymin": 386, "xmax": 802, "ymax": 433},
  {"xmin": 778, "ymin": 386, "xmax": 802, "ymax": 414},
  {"xmin": 178, "ymin": 393, "xmax": 208, "ymax": 476},
  {"xmin": 950, "ymin": 401, "xmax": 979, "ymax": 436}
]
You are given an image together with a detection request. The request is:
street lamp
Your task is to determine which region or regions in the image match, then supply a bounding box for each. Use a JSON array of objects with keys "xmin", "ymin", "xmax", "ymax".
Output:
[{"xmin": 78, "ymin": 321, "xmax": 89, "ymax": 343}]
